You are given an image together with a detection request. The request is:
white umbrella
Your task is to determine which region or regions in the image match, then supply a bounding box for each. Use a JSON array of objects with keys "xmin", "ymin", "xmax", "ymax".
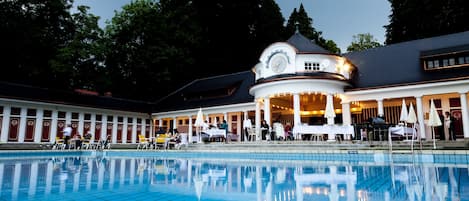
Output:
[
  {"xmin": 194, "ymin": 108, "xmax": 204, "ymax": 143},
  {"xmin": 193, "ymin": 177, "xmax": 204, "ymax": 201},
  {"xmin": 406, "ymin": 103, "xmax": 419, "ymax": 151},
  {"xmin": 324, "ymin": 95, "xmax": 336, "ymax": 125},
  {"xmin": 399, "ymin": 99, "xmax": 409, "ymax": 140},
  {"xmin": 400, "ymin": 99, "xmax": 408, "ymax": 122},
  {"xmin": 427, "ymin": 99, "xmax": 442, "ymax": 149}
]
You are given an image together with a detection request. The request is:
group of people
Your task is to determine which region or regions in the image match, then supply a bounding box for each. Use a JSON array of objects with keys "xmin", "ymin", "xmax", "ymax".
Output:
[
  {"xmin": 60, "ymin": 124, "xmax": 109, "ymax": 149},
  {"xmin": 243, "ymin": 119, "xmax": 293, "ymax": 141}
]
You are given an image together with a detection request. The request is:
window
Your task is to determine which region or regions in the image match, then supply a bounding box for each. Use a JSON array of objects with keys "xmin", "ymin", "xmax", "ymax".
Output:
[
  {"xmin": 118, "ymin": 116, "xmax": 123, "ymax": 122},
  {"xmin": 44, "ymin": 110, "xmax": 52, "ymax": 117},
  {"xmin": 84, "ymin": 113, "xmax": 91, "ymax": 120},
  {"xmin": 58, "ymin": 111, "xmax": 66, "ymax": 118},
  {"xmin": 128, "ymin": 118, "xmax": 133, "ymax": 123},
  {"xmin": 11, "ymin": 107, "xmax": 21, "ymax": 115},
  {"xmin": 304, "ymin": 62, "xmax": 320, "ymax": 71},
  {"xmin": 421, "ymin": 44, "xmax": 469, "ymax": 70},
  {"xmin": 72, "ymin": 112, "xmax": 79, "ymax": 119},
  {"xmin": 27, "ymin": 109, "xmax": 36, "ymax": 116},
  {"xmin": 96, "ymin": 115, "xmax": 102, "ymax": 121}
]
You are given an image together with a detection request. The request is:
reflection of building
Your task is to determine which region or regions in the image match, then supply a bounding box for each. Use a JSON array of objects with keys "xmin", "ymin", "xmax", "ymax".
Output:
[
  {"xmin": 0, "ymin": 155, "xmax": 465, "ymax": 201},
  {"xmin": 1, "ymin": 31, "xmax": 469, "ymax": 144}
]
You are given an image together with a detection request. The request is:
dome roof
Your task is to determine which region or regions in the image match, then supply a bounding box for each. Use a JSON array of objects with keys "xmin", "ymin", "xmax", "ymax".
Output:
[{"xmin": 286, "ymin": 32, "xmax": 331, "ymax": 54}]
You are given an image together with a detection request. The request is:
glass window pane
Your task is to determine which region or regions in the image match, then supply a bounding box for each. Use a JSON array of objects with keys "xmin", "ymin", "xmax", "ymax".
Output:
[
  {"xmin": 449, "ymin": 58, "xmax": 455, "ymax": 66},
  {"xmin": 427, "ymin": 60, "xmax": 434, "ymax": 68}
]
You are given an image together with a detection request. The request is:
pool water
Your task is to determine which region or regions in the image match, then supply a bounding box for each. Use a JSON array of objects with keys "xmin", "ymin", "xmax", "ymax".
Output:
[{"xmin": 0, "ymin": 151, "xmax": 467, "ymax": 201}]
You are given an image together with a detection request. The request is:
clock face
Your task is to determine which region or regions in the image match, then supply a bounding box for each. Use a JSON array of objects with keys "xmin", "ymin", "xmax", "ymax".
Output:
[{"xmin": 270, "ymin": 55, "xmax": 288, "ymax": 73}]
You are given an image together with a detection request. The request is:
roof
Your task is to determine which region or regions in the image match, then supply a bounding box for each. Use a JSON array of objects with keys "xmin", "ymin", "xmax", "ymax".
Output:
[
  {"xmin": 286, "ymin": 32, "xmax": 331, "ymax": 54},
  {"xmin": 344, "ymin": 31, "xmax": 469, "ymax": 89},
  {"xmin": 152, "ymin": 71, "xmax": 255, "ymax": 113},
  {"xmin": 0, "ymin": 82, "xmax": 151, "ymax": 113}
]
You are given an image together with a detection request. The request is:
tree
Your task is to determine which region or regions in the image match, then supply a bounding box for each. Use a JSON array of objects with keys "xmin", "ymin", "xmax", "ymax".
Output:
[
  {"xmin": 104, "ymin": 0, "xmax": 202, "ymax": 100},
  {"xmin": 50, "ymin": 5, "xmax": 107, "ymax": 92},
  {"xmin": 284, "ymin": 4, "xmax": 340, "ymax": 54},
  {"xmin": 346, "ymin": 33, "xmax": 382, "ymax": 52},
  {"xmin": 385, "ymin": 0, "xmax": 469, "ymax": 44},
  {"xmin": 0, "ymin": 0, "xmax": 75, "ymax": 88}
]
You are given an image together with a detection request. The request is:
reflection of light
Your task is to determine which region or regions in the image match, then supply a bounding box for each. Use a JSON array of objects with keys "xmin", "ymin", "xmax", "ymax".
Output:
[
  {"xmin": 316, "ymin": 188, "xmax": 321, "ymax": 195},
  {"xmin": 303, "ymin": 187, "xmax": 313, "ymax": 194},
  {"xmin": 339, "ymin": 189, "xmax": 346, "ymax": 196},
  {"xmin": 357, "ymin": 190, "xmax": 369, "ymax": 201}
]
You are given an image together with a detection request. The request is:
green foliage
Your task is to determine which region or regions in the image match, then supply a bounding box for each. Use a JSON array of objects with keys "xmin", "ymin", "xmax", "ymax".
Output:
[
  {"xmin": 284, "ymin": 4, "xmax": 340, "ymax": 54},
  {"xmin": 0, "ymin": 0, "xmax": 75, "ymax": 88},
  {"xmin": 346, "ymin": 33, "xmax": 382, "ymax": 52},
  {"xmin": 385, "ymin": 0, "xmax": 469, "ymax": 44}
]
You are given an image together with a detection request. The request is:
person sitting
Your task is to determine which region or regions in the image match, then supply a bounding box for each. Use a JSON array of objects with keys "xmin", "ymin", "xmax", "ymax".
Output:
[
  {"xmin": 72, "ymin": 133, "xmax": 82, "ymax": 149},
  {"xmin": 284, "ymin": 122, "xmax": 293, "ymax": 140},
  {"xmin": 260, "ymin": 120, "xmax": 270, "ymax": 140},
  {"xmin": 84, "ymin": 131, "xmax": 92, "ymax": 140}
]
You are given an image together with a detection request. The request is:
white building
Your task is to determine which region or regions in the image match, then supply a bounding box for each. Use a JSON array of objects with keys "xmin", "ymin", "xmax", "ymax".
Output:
[{"xmin": 1, "ymin": 31, "xmax": 469, "ymax": 144}]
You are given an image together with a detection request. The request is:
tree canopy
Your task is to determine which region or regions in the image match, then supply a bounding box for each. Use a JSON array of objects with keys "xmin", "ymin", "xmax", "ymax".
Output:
[
  {"xmin": 0, "ymin": 0, "xmax": 341, "ymax": 101},
  {"xmin": 346, "ymin": 33, "xmax": 382, "ymax": 52},
  {"xmin": 385, "ymin": 0, "xmax": 469, "ymax": 44},
  {"xmin": 284, "ymin": 4, "xmax": 340, "ymax": 54}
]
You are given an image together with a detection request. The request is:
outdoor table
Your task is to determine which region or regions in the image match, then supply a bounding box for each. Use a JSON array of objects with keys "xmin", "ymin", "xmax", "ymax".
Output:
[
  {"xmin": 388, "ymin": 126, "xmax": 416, "ymax": 140},
  {"xmin": 292, "ymin": 125, "xmax": 354, "ymax": 141}
]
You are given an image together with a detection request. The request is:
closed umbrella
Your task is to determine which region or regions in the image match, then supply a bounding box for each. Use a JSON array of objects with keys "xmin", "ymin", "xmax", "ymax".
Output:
[
  {"xmin": 427, "ymin": 99, "xmax": 442, "ymax": 149},
  {"xmin": 324, "ymin": 95, "xmax": 336, "ymax": 125},
  {"xmin": 400, "ymin": 99, "xmax": 408, "ymax": 122},
  {"xmin": 399, "ymin": 99, "xmax": 409, "ymax": 140},
  {"xmin": 194, "ymin": 108, "xmax": 204, "ymax": 143},
  {"xmin": 406, "ymin": 103, "xmax": 420, "ymax": 151}
]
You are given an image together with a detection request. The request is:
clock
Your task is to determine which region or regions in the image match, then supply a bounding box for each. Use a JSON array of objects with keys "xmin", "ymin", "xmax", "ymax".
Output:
[{"xmin": 270, "ymin": 54, "xmax": 288, "ymax": 73}]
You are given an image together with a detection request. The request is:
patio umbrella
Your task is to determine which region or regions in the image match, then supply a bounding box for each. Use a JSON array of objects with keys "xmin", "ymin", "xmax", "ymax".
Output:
[
  {"xmin": 399, "ymin": 99, "xmax": 409, "ymax": 140},
  {"xmin": 194, "ymin": 108, "xmax": 204, "ymax": 143},
  {"xmin": 406, "ymin": 103, "xmax": 420, "ymax": 151},
  {"xmin": 324, "ymin": 95, "xmax": 336, "ymax": 125},
  {"xmin": 427, "ymin": 99, "xmax": 442, "ymax": 149}
]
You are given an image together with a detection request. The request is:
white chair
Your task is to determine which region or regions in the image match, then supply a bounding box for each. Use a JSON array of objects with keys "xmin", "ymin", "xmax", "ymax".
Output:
[{"xmin": 176, "ymin": 133, "xmax": 188, "ymax": 149}]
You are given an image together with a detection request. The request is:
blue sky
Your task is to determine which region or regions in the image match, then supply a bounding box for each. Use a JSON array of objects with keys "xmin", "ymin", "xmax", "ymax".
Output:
[{"xmin": 73, "ymin": 0, "xmax": 390, "ymax": 53}]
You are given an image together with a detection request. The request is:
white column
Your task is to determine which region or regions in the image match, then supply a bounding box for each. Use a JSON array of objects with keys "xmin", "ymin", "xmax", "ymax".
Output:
[
  {"xmin": 112, "ymin": 117, "xmax": 118, "ymax": 143},
  {"xmin": 237, "ymin": 113, "xmax": 242, "ymax": 139},
  {"xmin": 65, "ymin": 112, "xmax": 71, "ymax": 126},
  {"xmin": 50, "ymin": 110, "xmax": 58, "ymax": 142},
  {"xmin": 132, "ymin": 117, "xmax": 137, "ymax": 143},
  {"xmin": 78, "ymin": 112, "xmax": 84, "ymax": 134},
  {"xmin": 416, "ymin": 96, "xmax": 426, "ymax": 140},
  {"xmin": 122, "ymin": 117, "xmax": 128, "ymax": 144},
  {"xmin": 18, "ymin": 107, "xmax": 27, "ymax": 142},
  {"xmin": 90, "ymin": 114, "xmax": 96, "ymax": 143},
  {"xmin": 158, "ymin": 118, "xmax": 163, "ymax": 127},
  {"xmin": 293, "ymin": 93, "xmax": 301, "ymax": 126},
  {"xmin": 1, "ymin": 106, "xmax": 10, "ymax": 142},
  {"xmin": 173, "ymin": 117, "xmax": 177, "ymax": 131},
  {"xmin": 377, "ymin": 99, "xmax": 384, "ymax": 116},
  {"xmin": 342, "ymin": 102, "xmax": 352, "ymax": 140},
  {"xmin": 34, "ymin": 109, "xmax": 43, "ymax": 143},
  {"xmin": 101, "ymin": 115, "xmax": 107, "ymax": 140},
  {"xmin": 460, "ymin": 92, "xmax": 469, "ymax": 138},
  {"xmin": 342, "ymin": 102, "xmax": 351, "ymax": 125},
  {"xmin": 326, "ymin": 94, "xmax": 335, "ymax": 125},
  {"xmin": 255, "ymin": 100, "xmax": 261, "ymax": 141},
  {"xmin": 141, "ymin": 119, "xmax": 146, "ymax": 137},
  {"xmin": 188, "ymin": 116, "xmax": 193, "ymax": 143},
  {"xmin": 264, "ymin": 97, "xmax": 271, "ymax": 125}
]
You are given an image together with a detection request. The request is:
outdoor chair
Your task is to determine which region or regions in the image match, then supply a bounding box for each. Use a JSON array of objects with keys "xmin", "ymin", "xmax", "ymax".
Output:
[
  {"xmin": 247, "ymin": 128, "xmax": 256, "ymax": 141},
  {"xmin": 52, "ymin": 137, "xmax": 66, "ymax": 150},
  {"xmin": 137, "ymin": 134, "xmax": 150, "ymax": 150}
]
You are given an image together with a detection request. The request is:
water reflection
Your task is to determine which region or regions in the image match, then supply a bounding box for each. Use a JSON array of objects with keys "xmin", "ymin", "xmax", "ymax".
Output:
[{"xmin": 0, "ymin": 155, "xmax": 467, "ymax": 201}]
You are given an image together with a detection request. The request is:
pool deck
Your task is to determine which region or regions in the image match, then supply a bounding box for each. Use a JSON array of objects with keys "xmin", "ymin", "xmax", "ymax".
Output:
[{"xmin": 0, "ymin": 139, "xmax": 468, "ymax": 154}]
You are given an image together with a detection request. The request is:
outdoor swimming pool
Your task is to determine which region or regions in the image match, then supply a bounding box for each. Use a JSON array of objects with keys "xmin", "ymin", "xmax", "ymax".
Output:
[{"xmin": 0, "ymin": 151, "xmax": 467, "ymax": 201}]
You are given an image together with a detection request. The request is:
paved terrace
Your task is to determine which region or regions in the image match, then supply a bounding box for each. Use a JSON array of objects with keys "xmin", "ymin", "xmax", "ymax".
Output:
[{"xmin": 1, "ymin": 140, "xmax": 468, "ymax": 153}]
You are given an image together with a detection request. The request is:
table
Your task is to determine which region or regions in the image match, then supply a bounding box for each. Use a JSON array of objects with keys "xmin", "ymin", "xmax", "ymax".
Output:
[
  {"xmin": 292, "ymin": 125, "xmax": 355, "ymax": 141},
  {"xmin": 204, "ymin": 129, "xmax": 227, "ymax": 138},
  {"xmin": 388, "ymin": 126, "xmax": 417, "ymax": 140}
]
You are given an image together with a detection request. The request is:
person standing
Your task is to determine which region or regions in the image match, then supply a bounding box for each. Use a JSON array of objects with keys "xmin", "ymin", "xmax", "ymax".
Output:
[
  {"xmin": 260, "ymin": 120, "xmax": 270, "ymax": 140},
  {"xmin": 63, "ymin": 124, "xmax": 72, "ymax": 148},
  {"xmin": 243, "ymin": 118, "xmax": 252, "ymax": 141},
  {"xmin": 445, "ymin": 111, "xmax": 456, "ymax": 141}
]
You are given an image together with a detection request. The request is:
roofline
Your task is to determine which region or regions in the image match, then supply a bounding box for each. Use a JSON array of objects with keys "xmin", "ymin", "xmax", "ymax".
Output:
[{"xmin": 345, "ymin": 76, "xmax": 469, "ymax": 92}]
